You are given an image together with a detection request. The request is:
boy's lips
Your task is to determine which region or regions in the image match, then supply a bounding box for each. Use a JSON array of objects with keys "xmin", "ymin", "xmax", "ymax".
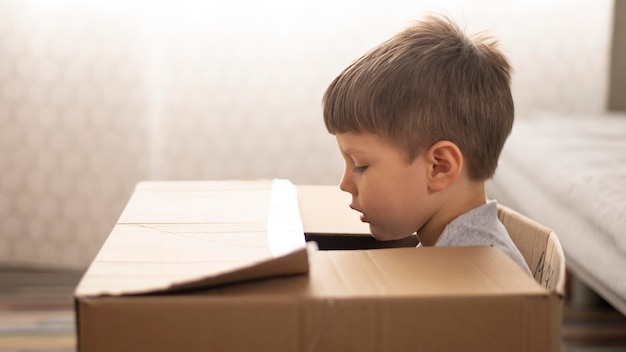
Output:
[{"xmin": 350, "ymin": 205, "xmax": 368, "ymax": 223}]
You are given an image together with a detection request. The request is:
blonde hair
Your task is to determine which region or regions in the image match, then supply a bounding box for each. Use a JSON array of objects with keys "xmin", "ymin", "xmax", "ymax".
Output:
[{"xmin": 322, "ymin": 15, "xmax": 514, "ymax": 180}]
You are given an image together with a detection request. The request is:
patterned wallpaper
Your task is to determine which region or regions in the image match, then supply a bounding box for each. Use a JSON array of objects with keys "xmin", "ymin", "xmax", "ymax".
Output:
[{"xmin": 0, "ymin": 0, "xmax": 614, "ymax": 269}]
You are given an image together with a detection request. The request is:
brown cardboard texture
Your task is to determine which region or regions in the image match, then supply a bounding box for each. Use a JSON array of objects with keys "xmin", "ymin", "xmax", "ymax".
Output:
[
  {"xmin": 75, "ymin": 180, "xmax": 308, "ymax": 296},
  {"xmin": 75, "ymin": 181, "xmax": 563, "ymax": 352},
  {"xmin": 76, "ymin": 246, "xmax": 561, "ymax": 352}
]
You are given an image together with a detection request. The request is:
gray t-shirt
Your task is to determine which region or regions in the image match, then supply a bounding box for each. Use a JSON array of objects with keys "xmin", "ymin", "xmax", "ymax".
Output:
[{"xmin": 421, "ymin": 200, "xmax": 532, "ymax": 275}]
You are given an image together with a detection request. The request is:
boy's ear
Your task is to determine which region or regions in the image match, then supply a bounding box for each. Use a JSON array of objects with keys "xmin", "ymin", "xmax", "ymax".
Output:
[{"xmin": 425, "ymin": 141, "xmax": 463, "ymax": 192}]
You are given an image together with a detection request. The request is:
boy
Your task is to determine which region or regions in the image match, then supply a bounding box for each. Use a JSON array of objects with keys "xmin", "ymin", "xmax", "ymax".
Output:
[{"xmin": 322, "ymin": 14, "xmax": 531, "ymax": 275}]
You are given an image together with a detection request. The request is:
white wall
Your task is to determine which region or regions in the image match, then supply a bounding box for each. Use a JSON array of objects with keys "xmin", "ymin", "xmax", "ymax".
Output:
[{"xmin": 0, "ymin": 0, "xmax": 613, "ymax": 268}]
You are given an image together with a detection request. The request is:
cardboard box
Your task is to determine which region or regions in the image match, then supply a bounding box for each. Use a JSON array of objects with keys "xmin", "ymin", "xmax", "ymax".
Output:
[
  {"xmin": 76, "ymin": 180, "xmax": 309, "ymax": 296},
  {"xmin": 75, "ymin": 180, "xmax": 563, "ymax": 352}
]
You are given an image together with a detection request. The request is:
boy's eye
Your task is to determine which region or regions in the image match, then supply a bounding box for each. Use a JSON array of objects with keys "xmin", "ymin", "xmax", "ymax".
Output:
[{"xmin": 352, "ymin": 165, "xmax": 368, "ymax": 173}]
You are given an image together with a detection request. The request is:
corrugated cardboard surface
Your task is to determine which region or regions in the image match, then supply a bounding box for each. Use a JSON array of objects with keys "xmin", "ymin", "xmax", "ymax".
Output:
[
  {"xmin": 297, "ymin": 185, "xmax": 369, "ymax": 235},
  {"xmin": 76, "ymin": 246, "xmax": 559, "ymax": 352},
  {"xmin": 75, "ymin": 179, "xmax": 308, "ymax": 296},
  {"xmin": 75, "ymin": 181, "xmax": 562, "ymax": 352}
]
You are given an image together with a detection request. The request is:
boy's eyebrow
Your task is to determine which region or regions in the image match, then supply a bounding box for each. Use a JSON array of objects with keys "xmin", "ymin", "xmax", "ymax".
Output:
[{"xmin": 341, "ymin": 148, "xmax": 366, "ymax": 156}]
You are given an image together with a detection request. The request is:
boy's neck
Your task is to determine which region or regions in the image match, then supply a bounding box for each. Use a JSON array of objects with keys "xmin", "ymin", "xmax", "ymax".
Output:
[{"xmin": 416, "ymin": 180, "xmax": 487, "ymax": 246}]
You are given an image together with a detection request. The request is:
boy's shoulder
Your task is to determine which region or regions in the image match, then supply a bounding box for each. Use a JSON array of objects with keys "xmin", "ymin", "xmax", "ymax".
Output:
[
  {"xmin": 436, "ymin": 200, "xmax": 532, "ymax": 275},
  {"xmin": 438, "ymin": 200, "xmax": 501, "ymax": 247}
]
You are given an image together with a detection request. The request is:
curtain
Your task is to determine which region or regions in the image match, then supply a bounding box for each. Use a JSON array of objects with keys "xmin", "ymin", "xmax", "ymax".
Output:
[{"xmin": 0, "ymin": 0, "xmax": 612, "ymax": 269}]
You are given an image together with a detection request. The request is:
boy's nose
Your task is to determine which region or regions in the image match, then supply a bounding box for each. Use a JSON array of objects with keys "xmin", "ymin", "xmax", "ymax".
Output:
[{"xmin": 339, "ymin": 171, "xmax": 356, "ymax": 195}]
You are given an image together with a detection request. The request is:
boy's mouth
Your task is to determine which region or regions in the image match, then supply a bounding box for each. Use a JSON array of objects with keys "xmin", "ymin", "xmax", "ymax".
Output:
[{"xmin": 349, "ymin": 205, "xmax": 368, "ymax": 223}]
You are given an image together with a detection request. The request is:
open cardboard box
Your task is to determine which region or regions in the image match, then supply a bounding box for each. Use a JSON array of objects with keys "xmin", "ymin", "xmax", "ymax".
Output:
[{"xmin": 75, "ymin": 180, "xmax": 563, "ymax": 352}]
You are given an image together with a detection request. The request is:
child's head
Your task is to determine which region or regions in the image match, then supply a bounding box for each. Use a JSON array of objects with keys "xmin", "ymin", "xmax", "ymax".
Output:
[
  {"xmin": 322, "ymin": 14, "xmax": 514, "ymax": 242},
  {"xmin": 323, "ymin": 14, "xmax": 514, "ymax": 181}
]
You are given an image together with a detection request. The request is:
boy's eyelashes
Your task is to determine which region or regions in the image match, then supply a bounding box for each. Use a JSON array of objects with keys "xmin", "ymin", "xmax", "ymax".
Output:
[{"xmin": 352, "ymin": 165, "xmax": 368, "ymax": 173}]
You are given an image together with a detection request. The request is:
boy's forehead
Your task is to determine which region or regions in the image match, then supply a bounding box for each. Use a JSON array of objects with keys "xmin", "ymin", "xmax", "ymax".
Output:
[{"xmin": 335, "ymin": 132, "xmax": 371, "ymax": 148}]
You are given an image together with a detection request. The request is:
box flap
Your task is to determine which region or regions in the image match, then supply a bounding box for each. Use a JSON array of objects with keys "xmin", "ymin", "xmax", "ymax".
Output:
[
  {"xmin": 309, "ymin": 246, "xmax": 545, "ymax": 297},
  {"xmin": 496, "ymin": 204, "xmax": 566, "ymax": 295},
  {"xmin": 75, "ymin": 179, "xmax": 309, "ymax": 296},
  {"xmin": 297, "ymin": 185, "xmax": 370, "ymax": 235}
]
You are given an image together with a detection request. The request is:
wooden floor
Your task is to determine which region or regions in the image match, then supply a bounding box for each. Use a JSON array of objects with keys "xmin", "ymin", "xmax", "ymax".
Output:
[
  {"xmin": 1, "ymin": 267, "xmax": 626, "ymax": 351},
  {"xmin": 562, "ymin": 297, "xmax": 626, "ymax": 352},
  {"xmin": 0, "ymin": 267, "xmax": 79, "ymax": 352}
]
